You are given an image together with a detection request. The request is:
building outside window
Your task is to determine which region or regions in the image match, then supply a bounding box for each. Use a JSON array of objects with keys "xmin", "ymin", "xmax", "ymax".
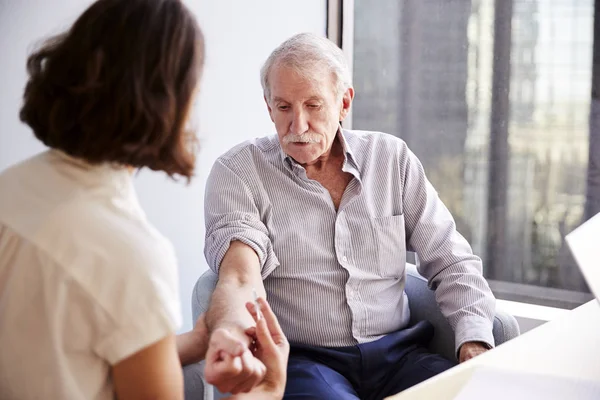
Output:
[{"xmin": 349, "ymin": 0, "xmax": 598, "ymax": 307}]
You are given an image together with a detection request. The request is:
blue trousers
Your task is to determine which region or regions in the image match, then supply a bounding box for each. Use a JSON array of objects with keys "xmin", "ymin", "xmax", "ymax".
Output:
[{"xmin": 284, "ymin": 321, "xmax": 456, "ymax": 400}]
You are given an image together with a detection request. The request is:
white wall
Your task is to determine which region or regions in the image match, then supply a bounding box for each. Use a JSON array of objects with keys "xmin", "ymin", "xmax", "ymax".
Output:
[{"xmin": 0, "ymin": 0, "xmax": 326, "ymax": 332}]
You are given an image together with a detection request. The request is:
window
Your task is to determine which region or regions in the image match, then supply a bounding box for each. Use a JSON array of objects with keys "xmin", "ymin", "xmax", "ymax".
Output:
[{"xmin": 346, "ymin": 0, "xmax": 598, "ymax": 308}]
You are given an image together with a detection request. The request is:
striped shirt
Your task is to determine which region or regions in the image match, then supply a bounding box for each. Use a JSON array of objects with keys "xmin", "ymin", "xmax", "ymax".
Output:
[{"xmin": 204, "ymin": 129, "xmax": 496, "ymax": 353}]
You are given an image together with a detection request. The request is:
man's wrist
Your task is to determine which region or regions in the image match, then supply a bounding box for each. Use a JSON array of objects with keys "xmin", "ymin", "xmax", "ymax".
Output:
[
  {"xmin": 454, "ymin": 316, "xmax": 495, "ymax": 356},
  {"xmin": 209, "ymin": 322, "xmax": 252, "ymax": 347},
  {"xmin": 457, "ymin": 340, "xmax": 493, "ymax": 362},
  {"xmin": 477, "ymin": 341, "xmax": 493, "ymax": 350},
  {"xmin": 459, "ymin": 341, "xmax": 492, "ymax": 352}
]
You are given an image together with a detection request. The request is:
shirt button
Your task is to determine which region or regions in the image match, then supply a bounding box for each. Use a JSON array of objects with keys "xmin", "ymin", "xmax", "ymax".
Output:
[{"xmin": 342, "ymin": 256, "xmax": 348, "ymax": 262}]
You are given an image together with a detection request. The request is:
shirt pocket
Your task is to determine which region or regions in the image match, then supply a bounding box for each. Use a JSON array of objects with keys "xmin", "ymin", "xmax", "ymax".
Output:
[{"xmin": 371, "ymin": 214, "xmax": 406, "ymax": 278}]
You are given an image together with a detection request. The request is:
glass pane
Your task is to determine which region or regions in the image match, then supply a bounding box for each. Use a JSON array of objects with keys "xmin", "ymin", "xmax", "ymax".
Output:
[{"xmin": 352, "ymin": 0, "xmax": 595, "ymax": 292}]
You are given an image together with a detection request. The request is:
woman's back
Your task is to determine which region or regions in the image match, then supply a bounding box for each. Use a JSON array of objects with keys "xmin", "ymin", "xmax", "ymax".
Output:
[
  {"xmin": 0, "ymin": 0, "xmax": 204, "ymax": 397},
  {"xmin": 0, "ymin": 150, "xmax": 181, "ymax": 399}
]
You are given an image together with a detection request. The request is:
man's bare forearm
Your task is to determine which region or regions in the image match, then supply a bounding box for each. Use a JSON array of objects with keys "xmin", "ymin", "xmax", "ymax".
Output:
[{"xmin": 206, "ymin": 241, "xmax": 266, "ymax": 337}]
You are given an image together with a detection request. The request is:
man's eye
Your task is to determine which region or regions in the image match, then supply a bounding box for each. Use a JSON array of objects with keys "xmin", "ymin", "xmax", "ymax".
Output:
[
  {"xmin": 278, "ymin": 105, "xmax": 290, "ymax": 111},
  {"xmin": 308, "ymin": 104, "xmax": 320, "ymax": 109}
]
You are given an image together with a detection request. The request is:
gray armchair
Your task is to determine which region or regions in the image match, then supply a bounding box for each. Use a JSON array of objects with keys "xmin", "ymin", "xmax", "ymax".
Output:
[{"xmin": 182, "ymin": 264, "xmax": 520, "ymax": 400}]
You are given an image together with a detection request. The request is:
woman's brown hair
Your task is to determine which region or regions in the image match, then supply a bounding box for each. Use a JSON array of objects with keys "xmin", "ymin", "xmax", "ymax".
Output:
[{"xmin": 20, "ymin": 0, "xmax": 204, "ymax": 179}]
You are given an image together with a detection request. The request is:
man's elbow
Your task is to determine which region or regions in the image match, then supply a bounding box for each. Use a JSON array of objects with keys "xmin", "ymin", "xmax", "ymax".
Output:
[{"xmin": 218, "ymin": 240, "xmax": 262, "ymax": 287}]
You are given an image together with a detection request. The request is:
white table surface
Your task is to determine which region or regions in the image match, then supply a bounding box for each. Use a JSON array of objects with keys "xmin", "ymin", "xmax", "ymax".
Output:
[{"xmin": 387, "ymin": 300, "xmax": 600, "ymax": 399}]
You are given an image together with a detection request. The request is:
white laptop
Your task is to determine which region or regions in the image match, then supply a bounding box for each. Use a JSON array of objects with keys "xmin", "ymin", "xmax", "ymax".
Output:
[{"xmin": 565, "ymin": 211, "xmax": 600, "ymax": 303}]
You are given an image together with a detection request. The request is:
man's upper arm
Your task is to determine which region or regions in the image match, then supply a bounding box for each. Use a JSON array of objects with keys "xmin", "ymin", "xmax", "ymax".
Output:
[
  {"xmin": 400, "ymin": 143, "xmax": 496, "ymax": 353},
  {"xmin": 204, "ymin": 158, "xmax": 279, "ymax": 278},
  {"xmin": 401, "ymin": 146, "xmax": 482, "ymax": 283},
  {"xmin": 112, "ymin": 334, "xmax": 183, "ymax": 400}
]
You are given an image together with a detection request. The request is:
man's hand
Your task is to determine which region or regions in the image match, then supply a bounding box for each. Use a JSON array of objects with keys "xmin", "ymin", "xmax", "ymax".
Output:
[
  {"xmin": 204, "ymin": 326, "xmax": 267, "ymax": 394},
  {"xmin": 227, "ymin": 297, "xmax": 289, "ymax": 400},
  {"xmin": 458, "ymin": 341, "xmax": 490, "ymax": 363}
]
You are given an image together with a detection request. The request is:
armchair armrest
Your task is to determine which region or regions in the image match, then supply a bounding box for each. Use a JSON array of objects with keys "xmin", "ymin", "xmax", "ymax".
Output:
[
  {"xmin": 183, "ymin": 362, "xmax": 209, "ymax": 400},
  {"xmin": 404, "ymin": 263, "xmax": 520, "ymax": 361},
  {"xmin": 191, "ymin": 270, "xmax": 218, "ymax": 324},
  {"xmin": 188, "ymin": 270, "xmax": 224, "ymax": 400}
]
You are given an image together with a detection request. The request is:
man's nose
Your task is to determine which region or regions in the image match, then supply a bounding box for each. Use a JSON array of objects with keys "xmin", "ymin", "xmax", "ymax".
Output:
[{"xmin": 290, "ymin": 110, "xmax": 308, "ymax": 134}]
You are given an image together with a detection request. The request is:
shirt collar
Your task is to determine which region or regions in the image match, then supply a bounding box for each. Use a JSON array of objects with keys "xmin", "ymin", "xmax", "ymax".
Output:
[{"xmin": 338, "ymin": 128, "xmax": 359, "ymax": 172}]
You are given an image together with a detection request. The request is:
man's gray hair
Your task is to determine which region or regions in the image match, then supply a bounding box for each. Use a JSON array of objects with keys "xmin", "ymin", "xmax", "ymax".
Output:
[{"xmin": 260, "ymin": 33, "xmax": 352, "ymax": 103}]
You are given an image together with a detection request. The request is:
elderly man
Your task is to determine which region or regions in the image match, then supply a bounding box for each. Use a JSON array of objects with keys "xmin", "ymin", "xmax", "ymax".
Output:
[{"xmin": 202, "ymin": 33, "xmax": 496, "ymax": 399}]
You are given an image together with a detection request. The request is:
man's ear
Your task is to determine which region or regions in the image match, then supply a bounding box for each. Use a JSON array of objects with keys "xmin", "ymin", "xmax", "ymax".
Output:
[
  {"xmin": 339, "ymin": 87, "xmax": 355, "ymax": 122},
  {"xmin": 264, "ymin": 95, "xmax": 275, "ymax": 123}
]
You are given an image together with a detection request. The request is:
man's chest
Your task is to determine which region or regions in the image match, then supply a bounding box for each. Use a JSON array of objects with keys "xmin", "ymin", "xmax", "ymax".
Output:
[
  {"xmin": 307, "ymin": 170, "xmax": 353, "ymax": 210},
  {"xmin": 257, "ymin": 173, "xmax": 407, "ymax": 279}
]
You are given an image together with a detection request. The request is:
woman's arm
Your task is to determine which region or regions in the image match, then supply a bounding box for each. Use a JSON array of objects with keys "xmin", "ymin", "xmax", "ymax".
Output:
[{"xmin": 112, "ymin": 334, "xmax": 183, "ymax": 400}]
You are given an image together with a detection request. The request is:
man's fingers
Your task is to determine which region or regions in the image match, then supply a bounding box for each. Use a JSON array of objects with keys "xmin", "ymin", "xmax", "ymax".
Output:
[
  {"xmin": 205, "ymin": 353, "xmax": 242, "ymax": 391},
  {"xmin": 228, "ymin": 350, "xmax": 266, "ymax": 394},
  {"xmin": 205, "ymin": 329, "xmax": 247, "ymax": 391},
  {"xmin": 206, "ymin": 345, "xmax": 268, "ymax": 394},
  {"xmin": 204, "ymin": 325, "xmax": 271, "ymax": 394},
  {"xmin": 227, "ymin": 367, "xmax": 253, "ymax": 393},
  {"xmin": 206, "ymin": 344, "xmax": 224, "ymax": 364}
]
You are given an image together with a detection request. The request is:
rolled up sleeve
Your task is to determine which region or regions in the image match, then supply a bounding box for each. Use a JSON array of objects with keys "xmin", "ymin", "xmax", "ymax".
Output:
[
  {"xmin": 204, "ymin": 159, "xmax": 279, "ymax": 279},
  {"xmin": 401, "ymin": 144, "xmax": 496, "ymax": 357}
]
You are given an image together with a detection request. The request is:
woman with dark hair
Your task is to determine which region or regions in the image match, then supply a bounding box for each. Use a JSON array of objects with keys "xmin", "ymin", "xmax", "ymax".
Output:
[{"xmin": 0, "ymin": 0, "xmax": 287, "ymax": 399}]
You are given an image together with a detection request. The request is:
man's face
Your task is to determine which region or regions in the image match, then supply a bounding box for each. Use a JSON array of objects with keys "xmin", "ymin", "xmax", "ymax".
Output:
[{"xmin": 265, "ymin": 64, "xmax": 352, "ymax": 165}]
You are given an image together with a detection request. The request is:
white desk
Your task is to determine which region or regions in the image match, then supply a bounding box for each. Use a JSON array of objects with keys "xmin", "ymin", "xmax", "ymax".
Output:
[{"xmin": 387, "ymin": 300, "xmax": 600, "ymax": 399}]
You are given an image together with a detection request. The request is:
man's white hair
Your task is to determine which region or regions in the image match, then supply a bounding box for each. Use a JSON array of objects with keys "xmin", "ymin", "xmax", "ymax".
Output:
[{"xmin": 260, "ymin": 33, "xmax": 352, "ymax": 103}]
